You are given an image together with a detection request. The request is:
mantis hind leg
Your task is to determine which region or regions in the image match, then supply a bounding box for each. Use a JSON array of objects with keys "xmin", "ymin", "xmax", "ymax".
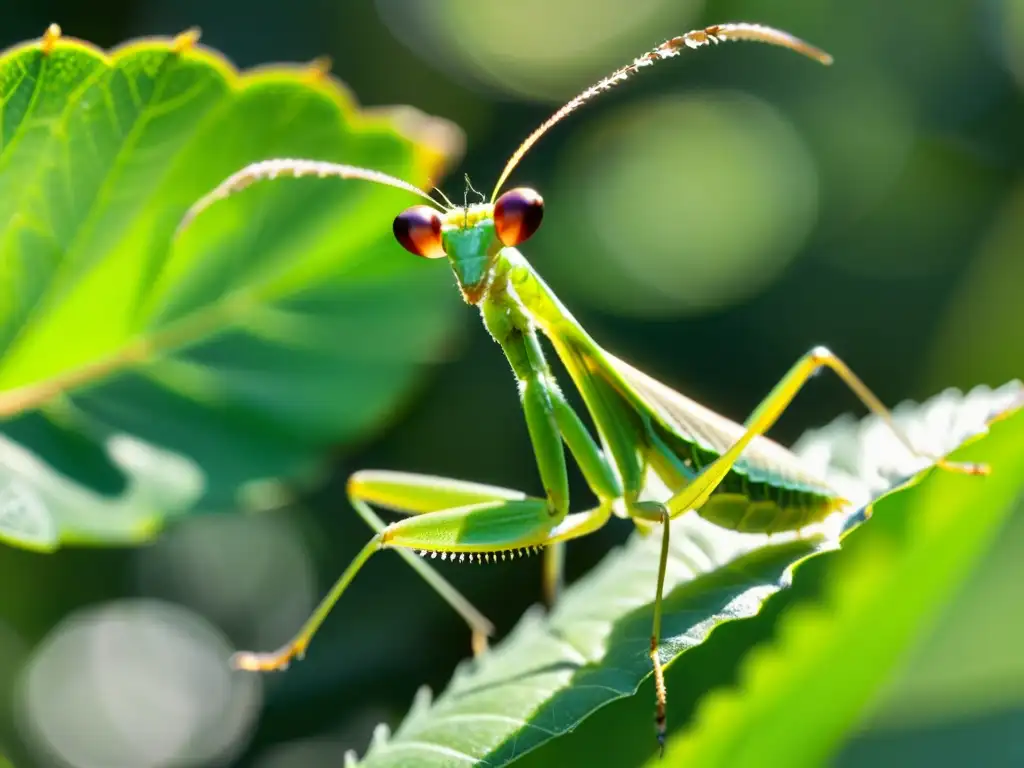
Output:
[{"xmin": 667, "ymin": 345, "xmax": 989, "ymax": 521}]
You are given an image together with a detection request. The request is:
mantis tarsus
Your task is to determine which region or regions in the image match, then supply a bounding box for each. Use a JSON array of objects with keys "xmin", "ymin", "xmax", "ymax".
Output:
[{"xmin": 178, "ymin": 22, "xmax": 988, "ymax": 753}]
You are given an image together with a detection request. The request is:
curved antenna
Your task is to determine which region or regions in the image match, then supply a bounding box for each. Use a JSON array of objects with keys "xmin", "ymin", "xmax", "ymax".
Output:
[
  {"xmin": 175, "ymin": 159, "xmax": 440, "ymax": 237},
  {"xmin": 432, "ymin": 186, "xmax": 457, "ymax": 209},
  {"xmin": 490, "ymin": 23, "xmax": 832, "ymax": 202},
  {"xmin": 464, "ymin": 174, "xmax": 486, "ymax": 205}
]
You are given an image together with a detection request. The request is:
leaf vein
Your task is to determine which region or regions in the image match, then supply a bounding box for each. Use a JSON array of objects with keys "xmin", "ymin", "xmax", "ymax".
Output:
[{"xmin": 383, "ymin": 740, "xmax": 486, "ymax": 764}]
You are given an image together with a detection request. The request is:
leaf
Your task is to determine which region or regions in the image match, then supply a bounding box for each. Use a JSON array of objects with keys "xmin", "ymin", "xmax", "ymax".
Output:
[
  {"xmin": 0, "ymin": 27, "xmax": 463, "ymax": 549},
  {"xmin": 350, "ymin": 382, "xmax": 1023, "ymax": 768},
  {"xmin": 0, "ymin": 421, "xmax": 202, "ymax": 550},
  {"xmin": 654, "ymin": 391, "xmax": 1024, "ymax": 767}
]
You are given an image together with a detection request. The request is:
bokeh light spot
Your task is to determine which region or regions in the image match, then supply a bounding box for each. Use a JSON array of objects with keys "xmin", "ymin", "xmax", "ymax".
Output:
[
  {"xmin": 796, "ymin": 65, "xmax": 915, "ymax": 233},
  {"xmin": 376, "ymin": 0, "xmax": 702, "ymax": 99},
  {"xmin": 543, "ymin": 92, "xmax": 818, "ymax": 317},
  {"xmin": 924, "ymin": 181, "xmax": 1024, "ymax": 392},
  {"xmin": 135, "ymin": 512, "xmax": 316, "ymax": 655},
  {"xmin": 17, "ymin": 600, "xmax": 261, "ymax": 768},
  {"xmin": 817, "ymin": 137, "xmax": 1001, "ymax": 280},
  {"xmin": 995, "ymin": 0, "xmax": 1024, "ymax": 92}
]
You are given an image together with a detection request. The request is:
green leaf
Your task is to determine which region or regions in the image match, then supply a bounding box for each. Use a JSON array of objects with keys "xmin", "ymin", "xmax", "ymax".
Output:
[
  {"xmin": 0, "ymin": 28, "xmax": 463, "ymax": 549},
  {"xmin": 350, "ymin": 382, "xmax": 1023, "ymax": 768},
  {"xmin": 654, "ymin": 394, "xmax": 1024, "ymax": 767}
]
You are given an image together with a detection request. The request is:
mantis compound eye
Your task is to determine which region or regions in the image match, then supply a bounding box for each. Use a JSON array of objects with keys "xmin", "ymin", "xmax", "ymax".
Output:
[
  {"xmin": 393, "ymin": 205, "xmax": 446, "ymax": 258},
  {"xmin": 494, "ymin": 188, "xmax": 544, "ymax": 246}
]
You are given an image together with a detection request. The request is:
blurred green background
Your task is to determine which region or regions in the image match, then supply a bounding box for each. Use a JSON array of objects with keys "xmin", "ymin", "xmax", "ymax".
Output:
[{"xmin": 1, "ymin": 0, "xmax": 1022, "ymax": 766}]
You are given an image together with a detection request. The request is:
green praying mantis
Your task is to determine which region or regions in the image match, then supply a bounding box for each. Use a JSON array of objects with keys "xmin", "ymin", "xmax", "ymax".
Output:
[{"xmin": 177, "ymin": 22, "xmax": 988, "ymax": 752}]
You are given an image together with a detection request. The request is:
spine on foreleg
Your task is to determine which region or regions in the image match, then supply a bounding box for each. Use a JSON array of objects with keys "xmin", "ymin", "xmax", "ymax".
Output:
[{"xmin": 415, "ymin": 546, "xmax": 546, "ymax": 563}]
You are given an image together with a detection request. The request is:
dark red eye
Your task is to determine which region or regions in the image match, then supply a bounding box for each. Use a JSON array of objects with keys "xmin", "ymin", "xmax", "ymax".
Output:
[
  {"xmin": 494, "ymin": 188, "xmax": 544, "ymax": 246},
  {"xmin": 393, "ymin": 205, "xmax": 445, "ymax": 258}
]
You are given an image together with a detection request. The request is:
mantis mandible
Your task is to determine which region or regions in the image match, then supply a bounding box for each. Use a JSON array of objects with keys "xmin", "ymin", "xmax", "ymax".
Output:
[{"xmin": 177, "ymin": 22, "xmax": 987, "ymax": 751}]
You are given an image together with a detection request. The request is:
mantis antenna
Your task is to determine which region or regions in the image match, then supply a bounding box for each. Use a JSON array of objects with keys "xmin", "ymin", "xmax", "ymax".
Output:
[
  {"xmin": 489, "ymin": 22, "xmax": 833, "ymax": 202},
  {"xmin": 175, "ymin": 158, "xmax": 440, "ymax": 236},
  {"xmin": 175, "ymin": 24, "xmax": 831, "ymax": 235},
  {"xmin": 431, "ymin": 186, "xmax": 457, "ymax": 209}
]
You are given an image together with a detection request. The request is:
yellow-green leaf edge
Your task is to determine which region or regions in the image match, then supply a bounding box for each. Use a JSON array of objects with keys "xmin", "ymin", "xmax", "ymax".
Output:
[
  {"xmin": 657, "ymin": 399, "xmax": 1024, "ymax": 767},
  {"xmin": 0, "ymin": 23, "xmax": 462, "ymax": 419}
]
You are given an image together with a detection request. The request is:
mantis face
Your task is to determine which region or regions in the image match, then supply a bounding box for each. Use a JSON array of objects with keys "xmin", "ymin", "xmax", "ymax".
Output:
[{"xmin": 392, "ymin": 188, "xmax": 544, "ymax": 304}]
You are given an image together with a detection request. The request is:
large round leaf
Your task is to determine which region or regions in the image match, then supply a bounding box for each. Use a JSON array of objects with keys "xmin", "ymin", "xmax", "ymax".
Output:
[{"xmin": 0, "ymin": 27, "xmax": 463, "ymax": 549}]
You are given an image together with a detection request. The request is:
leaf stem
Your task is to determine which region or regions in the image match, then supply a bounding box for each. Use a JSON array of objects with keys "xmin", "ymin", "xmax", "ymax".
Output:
[{"xmin": 0, "ymin": 295, "xmax": 249, "ymax": 419}]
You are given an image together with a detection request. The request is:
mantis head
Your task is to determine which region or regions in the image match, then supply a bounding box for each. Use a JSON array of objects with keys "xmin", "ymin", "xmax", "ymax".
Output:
[{"xmin": 392, "ymin": 188, "xmax": 544, "ymax": 304}]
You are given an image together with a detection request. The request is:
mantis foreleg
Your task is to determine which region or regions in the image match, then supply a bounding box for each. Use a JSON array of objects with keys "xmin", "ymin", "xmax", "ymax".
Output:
[
  {"xmin": 232, "ymin": 469, "xmax": 615, "ymax": 672},
  {"xmin": 233, "ymin": 475, "xmax": 527, "ymax": 671}
]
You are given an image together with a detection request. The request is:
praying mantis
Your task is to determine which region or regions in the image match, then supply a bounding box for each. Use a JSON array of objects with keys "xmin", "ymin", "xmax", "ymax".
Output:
[{"xmin": 177, "ymin": 22, "xmax": 988, "ymax": 752}]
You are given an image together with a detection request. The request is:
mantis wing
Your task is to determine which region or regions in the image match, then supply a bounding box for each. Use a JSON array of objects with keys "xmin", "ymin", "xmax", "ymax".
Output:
[{"xmin": 553, "ymin": 334, "xmax": 847, "ymax": 532}]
